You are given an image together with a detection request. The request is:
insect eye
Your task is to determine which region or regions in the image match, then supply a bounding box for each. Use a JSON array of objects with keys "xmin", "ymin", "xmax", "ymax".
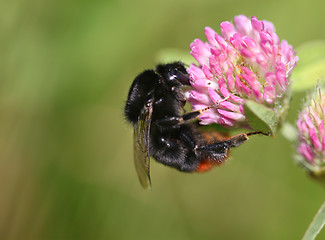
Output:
[{"xmin": 168, "ymin": 68, "xmax": 190, "ymax": 85}]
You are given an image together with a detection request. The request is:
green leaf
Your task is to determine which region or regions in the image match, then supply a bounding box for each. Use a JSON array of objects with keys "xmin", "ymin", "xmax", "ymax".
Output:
[
  {"xmin": 243, "ymin": 100, "xmax": 277, "ymax": 135},
  {"xmin": 291, "ymin": 40, "xmax": 325, "ymax": 92},
  {"xmin": 156, "ymin": 48, "xmax": 194, "ymax": 66},
  {"xmin": 302, "ymin": 201, "xmax": 325, "ymax": 240}
]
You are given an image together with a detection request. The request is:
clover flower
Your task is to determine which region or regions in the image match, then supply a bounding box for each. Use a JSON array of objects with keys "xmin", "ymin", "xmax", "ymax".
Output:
[
  {"xmin": 297, "ymin": 86, "xmax": 325, "ymax": 177},
  {"xmin": 187, "ymin": 15, "xmax": 298, "ymax": 127}
]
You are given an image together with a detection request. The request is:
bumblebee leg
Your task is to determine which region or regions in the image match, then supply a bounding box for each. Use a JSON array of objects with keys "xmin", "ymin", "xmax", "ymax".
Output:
[
  {"xmin": 196, "ymin": 142, "xmax": 228, "ymax": 160},
  {"xmin": 197, "ymin": 133, "xmax": 248, "ymax": 150},
  {"xmin": 157, "ymin": 97, "xmax": 231, "ymax": 128},
  {"xmin": 156, "ymin": 104, "xmax": 218, "ymax": 128},
  {"xmin": 195, "ymin": 133, "xmax": 249, "ymax": 163}
]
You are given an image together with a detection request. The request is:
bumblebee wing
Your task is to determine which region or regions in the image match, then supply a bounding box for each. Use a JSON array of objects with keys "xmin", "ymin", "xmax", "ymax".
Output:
[{"xmin": 133, "ymin": 102, "xmax": 153, "ymax": 189}]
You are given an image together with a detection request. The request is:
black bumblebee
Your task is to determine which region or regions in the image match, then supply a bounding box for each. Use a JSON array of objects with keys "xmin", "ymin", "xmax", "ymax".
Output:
[{"xmin": 125, "ymin": 62, "xmax": 262, "ymax": 189}]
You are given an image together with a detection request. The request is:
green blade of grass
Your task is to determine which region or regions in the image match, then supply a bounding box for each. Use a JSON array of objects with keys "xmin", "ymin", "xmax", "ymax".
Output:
[{"xmin": 303, "ymin": 201, "xmax": 325, "ymax": 240}]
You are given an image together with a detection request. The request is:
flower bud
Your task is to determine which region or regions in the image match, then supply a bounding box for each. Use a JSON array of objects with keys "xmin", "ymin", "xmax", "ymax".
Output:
[{"xmin": 297, "ymin": 85, "xmax": 325, "ymax": 178}]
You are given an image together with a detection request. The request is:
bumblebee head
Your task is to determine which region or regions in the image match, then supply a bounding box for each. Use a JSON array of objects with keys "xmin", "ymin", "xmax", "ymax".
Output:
[{"xmin": 155, "ymin": 62, "xmax": 190, "ymax": 86}]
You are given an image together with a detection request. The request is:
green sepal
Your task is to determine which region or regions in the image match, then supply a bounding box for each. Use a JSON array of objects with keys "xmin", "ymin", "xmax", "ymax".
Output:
[{"xmin": 243, "ymin": 100, "xmax": 277, "ymax": 135}]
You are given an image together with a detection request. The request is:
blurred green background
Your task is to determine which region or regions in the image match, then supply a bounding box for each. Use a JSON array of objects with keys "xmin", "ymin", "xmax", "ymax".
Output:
[{"xmin": 1, "ymin": 0, "xmax": 325, "ymax": 239}]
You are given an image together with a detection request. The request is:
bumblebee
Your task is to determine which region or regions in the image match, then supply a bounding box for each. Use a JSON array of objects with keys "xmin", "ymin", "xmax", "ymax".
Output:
[{"xmin": 125, "ymin": 62, "xmax": 262, "ymax": 189}]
